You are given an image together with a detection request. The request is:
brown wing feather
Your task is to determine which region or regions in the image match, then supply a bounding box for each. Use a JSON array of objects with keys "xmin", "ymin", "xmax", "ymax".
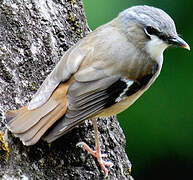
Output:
[{"xmin": 6, "ymin": 78, "xmax": 73, "ymax": 146}]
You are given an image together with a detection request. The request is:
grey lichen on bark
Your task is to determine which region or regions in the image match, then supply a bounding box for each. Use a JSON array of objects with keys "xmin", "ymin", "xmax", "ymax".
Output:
[{"xmin": 0, "ymin": 0, "xmax": 132, "ymax": 179}]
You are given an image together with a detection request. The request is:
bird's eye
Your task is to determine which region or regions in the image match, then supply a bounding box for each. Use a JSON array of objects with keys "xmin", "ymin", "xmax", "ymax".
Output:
[{"xmin": 144, "ymin": 26, "xmax": 159, "ymax": 36}]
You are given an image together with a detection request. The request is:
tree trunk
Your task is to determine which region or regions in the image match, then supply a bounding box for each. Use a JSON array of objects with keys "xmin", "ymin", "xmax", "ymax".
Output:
[{"xmin": 0, "ymin": 0, "xmax": 132, "ymax": 179}]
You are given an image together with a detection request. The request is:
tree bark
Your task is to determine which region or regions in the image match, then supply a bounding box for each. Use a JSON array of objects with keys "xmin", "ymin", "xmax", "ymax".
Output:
[{"xmin": 0, "ymin": 0, "xmax": 132, "ymax": 179}]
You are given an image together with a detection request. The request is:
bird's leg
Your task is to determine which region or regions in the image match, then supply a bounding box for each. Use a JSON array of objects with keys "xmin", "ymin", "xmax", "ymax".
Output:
[{"xmin": 76, "ymin": 118, "xmax": 113, "ymax": 176}]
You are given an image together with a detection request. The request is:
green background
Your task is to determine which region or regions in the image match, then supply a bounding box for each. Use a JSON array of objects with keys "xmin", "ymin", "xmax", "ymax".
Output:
[{"xmin": 83, "ymin": 0, "xmax": 193, "ymax": 179}]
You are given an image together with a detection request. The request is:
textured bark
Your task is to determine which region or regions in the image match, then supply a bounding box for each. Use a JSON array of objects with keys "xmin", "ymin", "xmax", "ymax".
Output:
[{"xmin": 0, "ymin": 0, "xmax": 132, "ymax": 179}]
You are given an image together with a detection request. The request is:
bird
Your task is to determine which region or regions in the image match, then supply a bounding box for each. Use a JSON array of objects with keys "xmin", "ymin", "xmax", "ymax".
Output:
[{"xmin": 6, "ymin": 5, "xmax": 190, "ymax": 176}]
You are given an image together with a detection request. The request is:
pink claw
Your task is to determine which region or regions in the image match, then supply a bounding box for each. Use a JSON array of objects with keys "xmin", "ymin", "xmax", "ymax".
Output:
[{"xmin": 77, "ymin": 142, "xmax": 113, "ymax": 176}]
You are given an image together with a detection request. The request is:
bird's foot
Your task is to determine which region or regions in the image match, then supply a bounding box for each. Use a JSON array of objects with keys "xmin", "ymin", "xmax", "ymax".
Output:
[{"xmin": 77, "ymin": 142, "xmax": 113, "ymax": 176}]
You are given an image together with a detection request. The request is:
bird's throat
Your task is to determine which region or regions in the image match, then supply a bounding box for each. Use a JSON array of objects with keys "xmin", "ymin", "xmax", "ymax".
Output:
[{"xmin": 145, "ymin": 35, "xmax": 168, "ymax": 61}]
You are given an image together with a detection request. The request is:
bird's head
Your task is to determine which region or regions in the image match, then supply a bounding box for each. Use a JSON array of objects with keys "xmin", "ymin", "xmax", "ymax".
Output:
[{"xmin": 118, "ymin": 5, "xmax": 190, "ymax": 59}]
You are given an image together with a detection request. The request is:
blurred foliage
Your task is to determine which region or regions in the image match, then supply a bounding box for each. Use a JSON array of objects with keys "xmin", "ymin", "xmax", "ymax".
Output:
[{"xmin": 83, "ymin": 0, "xmax": 193, "ymax": 179}]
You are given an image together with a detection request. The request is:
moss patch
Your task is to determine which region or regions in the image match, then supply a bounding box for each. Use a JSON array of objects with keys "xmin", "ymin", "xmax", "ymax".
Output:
[{"xmin": 0, "ymin": 131, "xmax": 10, "ymax": 162}]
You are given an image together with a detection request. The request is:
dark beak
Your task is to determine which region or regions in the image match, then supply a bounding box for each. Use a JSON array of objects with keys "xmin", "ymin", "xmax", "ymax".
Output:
[{"xmin": 168, "ymin": 36, "xmax": 190, "ymax": 50}]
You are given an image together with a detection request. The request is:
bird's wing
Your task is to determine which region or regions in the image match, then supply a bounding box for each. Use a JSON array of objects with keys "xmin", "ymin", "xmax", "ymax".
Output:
[
  {"xmin": 43, "ymin": 71, "xmax": 134, "ymax": 143},
  {"xmin": 28, "ymin": 45, "xmax": 94, "ymax": 110}
]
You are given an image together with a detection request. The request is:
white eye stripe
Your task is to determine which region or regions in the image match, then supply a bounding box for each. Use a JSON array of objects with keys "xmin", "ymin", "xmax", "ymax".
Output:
[
  {"xmin": 144, "ymin": 26, "xmax": 160, "ymax": 38},
  {"xmin": 144, "ymin": 27, "xmax": 151, "ymax": 37}
]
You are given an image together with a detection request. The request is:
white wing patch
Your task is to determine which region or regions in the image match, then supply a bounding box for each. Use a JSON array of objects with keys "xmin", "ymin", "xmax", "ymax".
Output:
[{"xmin": 115, "ymin": 78, "xmax": 134, "ymax": 102}]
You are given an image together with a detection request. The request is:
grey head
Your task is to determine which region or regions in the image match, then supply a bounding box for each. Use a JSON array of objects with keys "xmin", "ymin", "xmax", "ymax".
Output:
[{"xmin": 118, "ymin": 5, "xmax": 190, "ymax": 57}]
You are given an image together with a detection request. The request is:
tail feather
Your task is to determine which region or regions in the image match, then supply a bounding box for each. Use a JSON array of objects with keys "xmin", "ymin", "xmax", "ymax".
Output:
[
  {"xmin": 15, "ymin": 98, "xmax": 68, "ymax": 145},
  {"xmin": 6, "ymin": 81, "xmax": 71, "ymax": 146},
  {"xmin": 7, "ymin": 99, "xmax": 58, "ymax": 134},
  {"xmin": 6, "ymin": 106, "xmax": 28, "ymax": 123}
]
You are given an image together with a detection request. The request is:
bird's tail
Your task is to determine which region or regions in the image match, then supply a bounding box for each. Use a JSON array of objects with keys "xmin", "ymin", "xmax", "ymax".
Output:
[{"xmin": 6, "ymin": 82, "xmax": 70, "ymax": 146}]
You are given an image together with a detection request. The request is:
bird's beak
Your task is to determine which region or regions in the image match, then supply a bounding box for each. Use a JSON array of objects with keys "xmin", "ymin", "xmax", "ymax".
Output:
[{"xmin": 168, "ymin": 36, "xmax": 190, "ymax": 50}]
